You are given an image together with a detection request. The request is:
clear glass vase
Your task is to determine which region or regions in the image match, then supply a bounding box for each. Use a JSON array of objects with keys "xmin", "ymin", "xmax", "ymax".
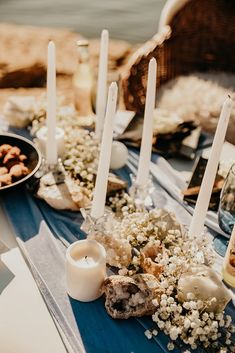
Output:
[{"xmin": 218, "ymin": 164, "xmax": 235, "ymax": 235}]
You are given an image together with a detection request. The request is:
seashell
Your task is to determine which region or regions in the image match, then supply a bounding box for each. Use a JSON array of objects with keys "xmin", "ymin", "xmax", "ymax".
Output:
[
  {"xmin": 102, "ymin": 273, "xmax": 163, "ymax": 319},
  {"xmin": 177, "ymin": 264, "xmax": 232, "ymax": 312},
  {"xmin": 140, "ymin": 242, "xmax": 165, "ymax": 278},
  {"xmin": 107, "ymin": 173, "xmax": 127, "ymax": 194}
]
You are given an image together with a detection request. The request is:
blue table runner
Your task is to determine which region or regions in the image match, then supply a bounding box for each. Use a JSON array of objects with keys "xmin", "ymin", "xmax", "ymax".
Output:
[
  {"xmin": 2, "ymin": 183, "xmax": 184, "ymax": 353},
  {"xmin": 1, "ymin": 130, "xmax": 235, "ymax": 353}
]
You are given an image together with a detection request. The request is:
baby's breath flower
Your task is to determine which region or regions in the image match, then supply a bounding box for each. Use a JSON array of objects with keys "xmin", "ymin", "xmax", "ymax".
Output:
[
  {"xmin": 144, "ymin": 330, "xmax": 152, "ymax": 340},
  {"xmin": 167, "ymin": 342, "xmax": 175, "ymax": 351},
  {"xmin": 225, "ymin": 315, "xmax": 232, "ymax": 327},
  {"xmin": 157, "ymin": 320, "xmax": 165, "ymax": 330},
  {"xmin": 152, "ymin": 329, "xmax": 158, "ymax": 336},
  {"xmin": 202, "ymin": 312, "xmax": 209, "ymax": 321},
  {"xmin": 184, "ymin": 317, "xmax": 191, "ymax": 330},
  {"xmin": 229, "ymin": 325, "xmax": 235, "ymax": 333},
  {"xmin": 220, "ymin": 349, "xmax": 227, "ymax": 353},
  {"xmin": 219, "ymin": 319, "xmax": 225, "ymax": 327},
  {"xmin": 152, "ymin": 298, "xmax": 159, "ymax": 307},
  {"xmin": 186, "ymin": 292, "xmax": 195, "ymax": 300},
  {"xmin": 118, "ymin": 268, "xmax": 128, "ymax": 276}
]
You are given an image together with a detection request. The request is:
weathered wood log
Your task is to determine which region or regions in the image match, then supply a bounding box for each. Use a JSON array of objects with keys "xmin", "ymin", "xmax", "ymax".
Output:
[{"xmin": 0, "ymin": 23, "xmax": 132, "ymax": 88}]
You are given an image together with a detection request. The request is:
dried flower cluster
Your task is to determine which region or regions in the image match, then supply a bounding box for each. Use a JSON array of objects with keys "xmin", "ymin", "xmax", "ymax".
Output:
[
  {"xmin": 30, "ymin": 101, "xmax": 131, "ymax": 205},
  {"xmin": 107, "ymin": 190, "xmax": 135, "ymax": 215},
  {"xmin": 157, "ymin": 73, "xmax": 235, "ymax": 145},
  {"xmin": 29, "ymin": 97, "xmax": 234, "ymax": 352},
  {"xmin": 63, "ymin": 129, "xmax": 99, "ymax": 197},
  {"xmin": 94, "ymin": 207, "xmax": 234, "ymax": 352},
  {"xmin": 31, "ymin": 106, "xmax": 98, "ymax": 198}
]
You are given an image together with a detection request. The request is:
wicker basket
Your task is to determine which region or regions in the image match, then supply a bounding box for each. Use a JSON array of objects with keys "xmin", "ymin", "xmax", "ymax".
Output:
[{"xmin": 122, "ymin": 0, "xmax": 235, "ymax": 113}]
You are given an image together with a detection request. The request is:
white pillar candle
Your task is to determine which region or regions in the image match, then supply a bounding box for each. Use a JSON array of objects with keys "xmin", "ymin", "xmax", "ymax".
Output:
[
  {"xmin": 46, "ymin": 41, "xmax": 57, "ymax": 165},
  {"xmin": 136, "ymin": 58, "xmax": 157, "ymax": 186},
  {"xmin": 36, "ymin": 126, "xmax": 65, "ymax": 157},
  {"xmin": 188, "ymin": 96, "xmax": 232, "ymax": 237},
  {"xmin": 66, "ymin": 239, "xmax": 106, "ymax": 302},
  {"xmin": 95, "ymin": 29, "xmax": 109, "ymax": 139},
  {"xmin": 91, "ymin": 82, "xmax": 118, "ymax": 219}
]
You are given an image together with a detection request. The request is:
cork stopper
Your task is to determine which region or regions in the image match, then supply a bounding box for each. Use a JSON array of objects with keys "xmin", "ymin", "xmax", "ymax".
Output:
[{"xmin": 76, "ymin": 39, "xmax": 89, "ymax": 47}]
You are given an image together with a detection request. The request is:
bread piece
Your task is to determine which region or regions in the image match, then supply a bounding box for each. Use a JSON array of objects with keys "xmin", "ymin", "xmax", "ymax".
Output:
[
  {"xmin": 10, "ymin": 164, "xmax": 29, "ymax": 178},
  {"xmin": 0, "ymin": 173, "xmax": 12, "ymax": 186},
  {"xmin": 19, "ymin": 154, "xmax": 27, "ymax": 162},
  {"xmin": 102, "ymin": 274, "xmax": 162, "ymax": 319},
  {"xmin": 3, "ymin": 146, "xmax": 21, "ymax": 164},
  {"xmin": 0, "ymin": 167, "xmax": 8, "ymax": 176},
  {"xmin": 0, "ymin": 144, "xmax": 12, "ymax": 158}
]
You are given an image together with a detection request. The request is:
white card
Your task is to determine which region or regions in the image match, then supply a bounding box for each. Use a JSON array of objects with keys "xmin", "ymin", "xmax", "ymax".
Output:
[{"xmin": 113, "ymin": 110, "xmax": 135, "ymax": 138}]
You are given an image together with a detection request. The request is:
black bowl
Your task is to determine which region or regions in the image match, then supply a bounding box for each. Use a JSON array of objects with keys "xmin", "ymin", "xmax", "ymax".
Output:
[{"xmin": 0, "ymin": 133, "xmax": 42, "ymax": 192}]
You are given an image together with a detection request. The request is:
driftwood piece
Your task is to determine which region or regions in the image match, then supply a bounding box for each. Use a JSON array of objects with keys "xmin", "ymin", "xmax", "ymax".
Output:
[
  {"xmin": 0, "ymin": 23, "xmax": 132, "ymax": 89},
  {"xmin": 0, "ymin": 24, "xmax": 80, "ymax": 87}
]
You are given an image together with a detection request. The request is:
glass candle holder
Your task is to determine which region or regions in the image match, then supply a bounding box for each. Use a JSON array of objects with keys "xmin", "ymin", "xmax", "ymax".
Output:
[
  {"xmin": 80, "ymin": 207, "xmax": 115, "ymax": 235},
  {"xmin": 35, "ymin": 126, "xmax": 65, "ymax": 159},
  {"xmin": 218, "ymin": 164, "xmax": 235, "ymax": 235},
  {"xmin": 129, "ymin": 175, "xmax": 155, "ymax": 210}
]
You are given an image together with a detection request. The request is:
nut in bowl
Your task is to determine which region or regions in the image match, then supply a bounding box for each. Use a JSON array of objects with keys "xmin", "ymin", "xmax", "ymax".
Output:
[{"xmin": 0, "ymin": 133, "xmax": 42, "ymax": 191}]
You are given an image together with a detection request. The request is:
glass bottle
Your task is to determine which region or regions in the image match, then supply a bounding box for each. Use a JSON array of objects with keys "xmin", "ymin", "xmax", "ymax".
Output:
[
  {"xmin": 222, "ymin": 225, "xmax": 235, "ymax": 287},
  {"xmin": 73, "ymin": 40, "xmax": 94, "ymax": 116}
]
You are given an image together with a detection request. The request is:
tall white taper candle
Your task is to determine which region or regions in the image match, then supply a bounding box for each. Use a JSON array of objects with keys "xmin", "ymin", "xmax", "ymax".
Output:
[
  {"xmin": 91, "ymin": 82, "xmax": 118, "ymax": 219},
  {"xmin": 188, "ymin": 96, "xmax": 232, "ymax": 237},
  {"xmin": 46, "ymin": 41, "xmax": 57, "ymax": 165},
  {"xmin": 136, "ymin": 58, "xmax": 157, "ymax": 186},
  {"xmin": 95, "ymin": 29, "xmax": 109, "ymax": 139}
]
